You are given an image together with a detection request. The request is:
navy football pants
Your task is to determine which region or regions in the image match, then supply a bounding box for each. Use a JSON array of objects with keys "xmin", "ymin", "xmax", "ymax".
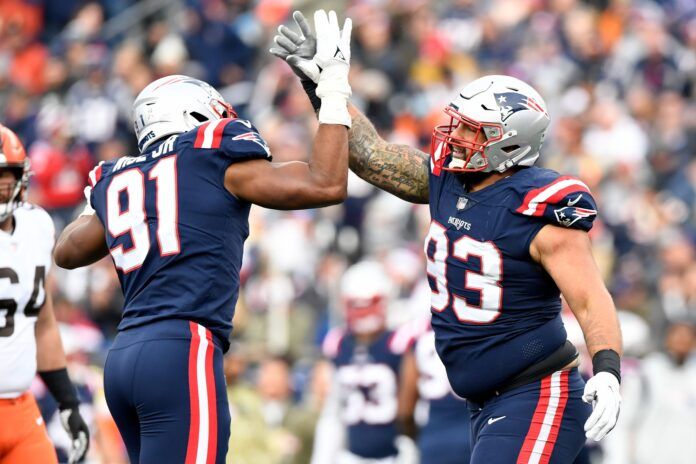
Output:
[
  {"xmin": 104, "ymin": 319, "xmax": 230, "ymax": 464},
  {"xmin": 467, "ymin": 368, "xmax": 591, "ymax": 464}
]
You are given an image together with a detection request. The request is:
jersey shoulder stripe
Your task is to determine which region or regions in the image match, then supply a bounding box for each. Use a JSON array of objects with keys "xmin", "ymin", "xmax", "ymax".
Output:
[
  {"xmin": 193, "ymin": 119, "xmax": 232, "ymax": 149},
  {"xmin": 510, "ymin": 167, "xmax": 597, "ymax": 231},
  {"xmin": 189, "ymin": 118, "xmax": 271, "ymax": 160},
  {"xmin": 390, "ymin": 317, "xmax": 430, "ymax": 354},
  {"xmin": 516, "ymin": 175, "xmax": 591, "ymax": 217},
  {"xmin": 88, "ymin": 161, "xmax": 105, "ymax": 187},
  {"xmin": 322, "ymin": 327, "xmax": 346, "ymax": 359}
]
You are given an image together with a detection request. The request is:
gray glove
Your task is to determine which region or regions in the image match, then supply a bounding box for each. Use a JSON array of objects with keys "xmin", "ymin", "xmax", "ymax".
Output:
[
  {"xmin": 270, "ymin": 11, "xmax": 317, "ymax": 80},
  {"xmin": 270, "ymin": 10, "xmax": 321, "ymax": 111}
]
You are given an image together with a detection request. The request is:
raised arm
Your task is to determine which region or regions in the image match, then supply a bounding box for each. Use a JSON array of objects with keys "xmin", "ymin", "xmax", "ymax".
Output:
[
  {"xmin": 271, "ymin": 11, "xmax": 430, "ymax": 205},
  {"xmin": 348, "ymin": 105, "xmax": 430, "ymax": 204},
  {"xmin": 229, "ymin": 10, "xmax": 351, "ymax": 210},
  {"xmin": 224, "ymin": 123, "xmax": 347, "ymax": 209}
]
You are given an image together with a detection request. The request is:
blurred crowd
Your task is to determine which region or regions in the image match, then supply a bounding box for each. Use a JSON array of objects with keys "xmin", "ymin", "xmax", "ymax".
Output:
[{"xmin": 1, "ymin": 0, "xmax": 695, "ymax": 462}]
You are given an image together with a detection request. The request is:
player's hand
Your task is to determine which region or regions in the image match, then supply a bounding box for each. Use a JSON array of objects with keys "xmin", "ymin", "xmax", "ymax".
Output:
[
  {"xmin": 582, "ymin": 371, "xmax": 621, "ymax": 441},
  {"xmin": 270, "ymin": 10, "xmax": 318, "ymax": 81},
  {"xmin": 59, "ymin": 407, "xmax": 90, "ymax": 463},
  {"xmin": 311, "ymin": 10, "xmax": 351, "ymax": 93},
  {"xmin": 287, "ymin": 10, "xmax": 351, "ymax": 126}
]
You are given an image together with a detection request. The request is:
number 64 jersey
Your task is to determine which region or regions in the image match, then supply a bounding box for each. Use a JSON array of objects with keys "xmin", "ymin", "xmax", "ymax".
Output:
[
  {"xmin": 425, "ymin": 165, "xmax": 597, "ymax": 400},
  {"xmin": 0, "ymin": 204, "xmax": 52, "ymax": 398}
]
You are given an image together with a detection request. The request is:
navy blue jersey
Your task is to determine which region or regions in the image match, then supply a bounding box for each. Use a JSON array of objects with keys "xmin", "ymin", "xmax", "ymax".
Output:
[
  {"xmin": 323, "ymin": 328, "xmax": 410, "ymax": 459},
  {"xmin": 425, "ymin": 164, "xmax": 597, "ymax": 399},
  {"xmin": 89, "ymin": 118, "xmax": 271, "ymax": 350},
  {"xmin": 410, "ymin": 316, "xmax": 471, "ymax": 464}
]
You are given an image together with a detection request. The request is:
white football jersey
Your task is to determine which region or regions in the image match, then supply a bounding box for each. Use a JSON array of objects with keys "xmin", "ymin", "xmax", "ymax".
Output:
[{"xmin": 0, "ymin": 204, "xmax": 54, "ymax": 398}]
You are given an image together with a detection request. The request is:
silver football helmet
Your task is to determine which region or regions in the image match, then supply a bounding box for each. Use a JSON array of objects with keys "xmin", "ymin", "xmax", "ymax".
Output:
[
  {"xmin": 431, "ymin": 75, "xmax": 550, "ymax": 173},
  {"xmin": 132, "ymin": 75, "xmax": 236, "ymax": 151}
]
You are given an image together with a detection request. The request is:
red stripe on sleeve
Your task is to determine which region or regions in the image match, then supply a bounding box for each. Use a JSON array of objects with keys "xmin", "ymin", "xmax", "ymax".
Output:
[
  {"xmin": 539, "ymin": 371, "xmax": 570, "ymax": 464},
  {"xmin": 205, "ymin": 329, "xmax": 218, "ymax": 464},
  {"xmin": 88, "ymin": 164, "xmax": 103, "ymax": 187},
  {"xmin": 516, "ymin": 177, "xmax": 591, "ymax": 216},
  {"xmin": 516, "ymin": 375, "xmax": 552, "ymax": 463},
  {"xmin": 185, "ymin": 322, "xmax": 201, "ymax": 464},
  {"xmin": 193, "ymin": 122, "xmax": 210, "ymax": 149},
  {"xmin": 210, "ymin": 119, "xmax": 231, "ymax": 149},
  {"xmin": 516, "ymin": 176, "xmax": 571, "ymax": 214},
  {"xmin": 528, "ymin": 183, "xmax": 591, "ymax": 217},
  {"xmin": 543, "ymin": 184, "xmax": 591, "ymax": 206}
]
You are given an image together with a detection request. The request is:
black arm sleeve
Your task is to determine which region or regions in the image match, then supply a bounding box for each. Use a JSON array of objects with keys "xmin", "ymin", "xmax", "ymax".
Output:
[{"xmin": 39, "ymin": 368, "xmax": 79, "ymax": 409}]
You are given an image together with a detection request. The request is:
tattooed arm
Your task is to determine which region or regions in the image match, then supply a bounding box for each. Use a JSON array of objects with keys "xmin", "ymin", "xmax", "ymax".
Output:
[{"xmin": 348, "ymin": 105, "xmax": 430, "ymax": 204}]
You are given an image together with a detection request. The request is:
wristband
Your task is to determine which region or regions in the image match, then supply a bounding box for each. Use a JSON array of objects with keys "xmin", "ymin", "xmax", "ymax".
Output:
[
  {"xmin": 592, "ymin": 349, "xmax": 621, "ymax": 384},
  {"xmin": 39, "ymin": 368, "xmax": 79, "ymax": 410},
  {"xmin": 301, "ymin": 79, "xmax": 321, "ymax": 113},
  {"xmin": 318, "ymin": 95, "xmax": 351, "ymax": 127}
]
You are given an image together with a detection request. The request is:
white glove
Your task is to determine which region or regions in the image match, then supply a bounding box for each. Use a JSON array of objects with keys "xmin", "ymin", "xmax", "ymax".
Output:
[
  {"xmin": 582, "ymin": 371, "xmax": 621, "ymax": 441},
  {"xmin": 79, "ymin": 186, "xmax": 95, "ymax": 216},
  {"xmin": 395, "ymin": 435, "xmax": 418, "ymax": 464},
  {"xmin": 287, "ymin": 10, "xmax": 352, "ymax": 127}
]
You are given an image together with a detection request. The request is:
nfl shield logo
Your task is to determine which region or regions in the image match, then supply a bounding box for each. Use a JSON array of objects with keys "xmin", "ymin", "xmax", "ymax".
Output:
[{"xmin": 456, "ymin": 197, "xmax": 468, "ymax": 211}]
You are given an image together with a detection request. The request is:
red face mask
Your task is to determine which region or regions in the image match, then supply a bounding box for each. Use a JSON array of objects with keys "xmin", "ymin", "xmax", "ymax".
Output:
[
  {"xmin": 344, "ymin": 295, "xmax": 386, "ymax": 335},
  {"xmin": 211, "ymin": 99, "xmax": 237, "ymax": 119},
  {"xmin": 430, "ymin": 106, "xmax": 503, "ymax": 173}
]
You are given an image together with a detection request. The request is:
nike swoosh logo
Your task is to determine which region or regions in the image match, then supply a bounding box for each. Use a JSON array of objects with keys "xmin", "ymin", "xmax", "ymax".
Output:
[
  {"xmin": 567, "ymin": 194, "xmax": 582, "ymax": 206},
  {"xmin": 487, "ymin": 416, "xmax": 506, "ymax": 425}
]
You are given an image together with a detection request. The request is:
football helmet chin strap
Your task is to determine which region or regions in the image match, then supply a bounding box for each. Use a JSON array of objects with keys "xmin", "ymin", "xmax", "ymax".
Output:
[{"xmin": 0, "ymin": 162, "xmax": 29, "ymax": 223}]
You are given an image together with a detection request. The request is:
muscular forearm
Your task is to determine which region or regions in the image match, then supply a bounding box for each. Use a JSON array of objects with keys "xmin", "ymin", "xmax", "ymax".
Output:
[
  {"xmin": 348, "ymin": 105, "xmax": 430, "ymax": 204},
  {"xmin": 36, "ymin": 320, "xmax": 68, "ymax": 371},
  {"xmin": 54, "ymin": 214, "xmax": 108, "ymax": 269},
  {"xmin": 35, "ymin": 296, "xmax": 68, "ymax": 372},
  {"xmin": 571, "ymin": 288, "xmax": 623, "ymax": 357},
  {"xmin": 308, "ymin": 123, "xmax": 349, "ymax": 201}
]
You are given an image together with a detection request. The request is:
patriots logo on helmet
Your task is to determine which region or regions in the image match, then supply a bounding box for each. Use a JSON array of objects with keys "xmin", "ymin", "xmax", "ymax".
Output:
[
  {"xmin": 554, "ymin": 206, "xmax": 597, "ymax": 227},
  {"xmin": 494, "ymin": 92, "xmax": 547, "ymax": 122},
  {"xmin": 232, "ymin": 131, "xmax": 270, "ymax": 155}
]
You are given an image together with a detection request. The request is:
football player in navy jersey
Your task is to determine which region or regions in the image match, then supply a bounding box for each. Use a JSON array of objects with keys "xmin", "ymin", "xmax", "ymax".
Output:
[
  {"xmin": 400, "ymin": 316, "xmax": 472, "ymax": 464},
  {"xmin": 312, "ymin": 261, "xmax": 417, "ymax": 464},
  {"xmin": 274, "ymin": 13, "xmax": 622, "ymax": 464},
  {"xmin": 53, "ymin": 10, "xmax": 352, "ymax": 464}
]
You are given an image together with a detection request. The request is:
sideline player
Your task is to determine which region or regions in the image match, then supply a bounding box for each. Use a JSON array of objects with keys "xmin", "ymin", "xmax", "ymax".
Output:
[
  {"xmin": 0, "ymin": 125, "xmax": 89, "ymax": 463},
  {"xmin": 274, "ymin": 14, "xmax": 622, "ymax": 463},
  {"xmin": 53, "ymin": 10, "xmax": 352, "ymax": 464},
  {"xmin": 400, "ymin": 316, "xmax": 471, "ymax": 464},
  {"xmin": 312, "ymin": 261, "xmax": 416, "ymax": 464}
]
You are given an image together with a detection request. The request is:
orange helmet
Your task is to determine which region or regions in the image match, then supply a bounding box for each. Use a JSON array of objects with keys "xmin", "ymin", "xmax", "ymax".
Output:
[{"xmin": 0, "ymin": 125, "xmax": 30, "ymax": 221}]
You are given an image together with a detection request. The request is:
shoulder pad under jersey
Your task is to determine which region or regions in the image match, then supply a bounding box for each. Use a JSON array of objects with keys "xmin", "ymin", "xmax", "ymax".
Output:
[
  {"xmin": 512, "ymin": 168, "xmax": 598, "ymax": 231},
  {"xmin": 188, "ymin": 118, "xmax": 271, "ymax": 162}
]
